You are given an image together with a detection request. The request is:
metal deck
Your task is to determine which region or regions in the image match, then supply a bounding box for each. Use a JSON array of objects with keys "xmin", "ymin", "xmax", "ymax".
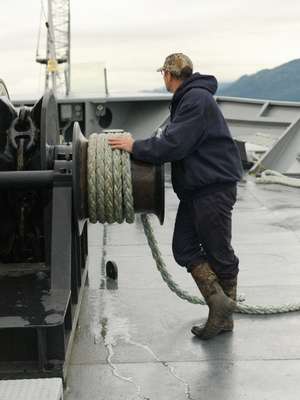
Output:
[{"xmin": 65, "ymin": 172, "xmax": 300, "ymax": 400}]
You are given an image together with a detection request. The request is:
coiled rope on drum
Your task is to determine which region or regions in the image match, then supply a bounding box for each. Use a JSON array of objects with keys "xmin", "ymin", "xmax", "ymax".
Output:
[
  {"xmin": 87, "ymin": 132, "xmax": 135, "ymax": 224},
  {"xmin": 87, "ymin": 132, "xmax": 300, "ymax": 315}
]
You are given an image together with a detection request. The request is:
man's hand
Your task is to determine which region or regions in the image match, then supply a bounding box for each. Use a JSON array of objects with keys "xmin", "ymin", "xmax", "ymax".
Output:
[{"xmin": 108, "ymin": 136, "xmax": 134, "ymax": 153}]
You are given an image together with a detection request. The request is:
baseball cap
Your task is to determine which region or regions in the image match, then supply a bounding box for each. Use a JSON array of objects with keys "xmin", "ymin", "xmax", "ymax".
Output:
[{"xmin": 157, "ymin": 53, "xmax": 193, "ymax": 75}]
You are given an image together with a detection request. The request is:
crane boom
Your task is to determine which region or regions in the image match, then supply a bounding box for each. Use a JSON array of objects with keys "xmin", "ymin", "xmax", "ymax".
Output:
[{"xmin": 36, "ymin": 0, "xmax": 71, "ymax": 96}]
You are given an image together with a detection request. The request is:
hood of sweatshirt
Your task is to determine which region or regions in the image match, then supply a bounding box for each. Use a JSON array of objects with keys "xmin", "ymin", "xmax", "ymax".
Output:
[{"xmin": 171, "ymin": 72, "xmax": 218, "ymax": 116}]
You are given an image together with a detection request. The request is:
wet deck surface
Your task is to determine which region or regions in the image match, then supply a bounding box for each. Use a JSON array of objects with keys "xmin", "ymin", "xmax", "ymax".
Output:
[{"xmin": 66, "ymin": 175, "xmax": 300, "ymax": 400}]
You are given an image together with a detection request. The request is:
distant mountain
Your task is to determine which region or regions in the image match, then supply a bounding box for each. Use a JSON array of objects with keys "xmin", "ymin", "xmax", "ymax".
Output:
[
  {"xmin": 217, "ymin": 81, "xmax": 233, "ymax": 92},
  {"xmin": 217, "ymin": 59, "xmax": 300, "ymax": 101}
]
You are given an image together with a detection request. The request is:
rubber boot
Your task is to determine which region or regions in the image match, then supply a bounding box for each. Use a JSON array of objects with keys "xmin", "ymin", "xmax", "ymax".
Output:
[
  {"xmin": 192, "ymin": 276, "xmax": 237, "ymax": 335},
  {"xmin": 218, "ymin": 277, "xmax": 237, "ymax": 331},
  {"xmin": 190, "ymin": 263, "xmax": 236, "ymax": 340}
]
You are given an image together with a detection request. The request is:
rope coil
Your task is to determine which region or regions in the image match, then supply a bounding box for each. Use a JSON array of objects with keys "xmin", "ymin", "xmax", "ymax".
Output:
[
  {"xmin": 87, "ymin": 133, "xmax": 300, "ymax": 315},
  {"xmin": 87, "ymin": 131, "xmax": 134, "ymax": 224}
]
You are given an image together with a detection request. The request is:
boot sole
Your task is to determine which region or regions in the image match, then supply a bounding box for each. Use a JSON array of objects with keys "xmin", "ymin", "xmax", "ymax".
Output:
[{"xmin": 191, "ymin": 325, "xmax": 233, "ymax": 337}]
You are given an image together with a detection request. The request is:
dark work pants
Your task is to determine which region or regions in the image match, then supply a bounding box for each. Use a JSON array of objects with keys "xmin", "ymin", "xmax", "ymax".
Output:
[{"xmin": 172, "ymin": 185, "xmax": 239, "ymax": 279}]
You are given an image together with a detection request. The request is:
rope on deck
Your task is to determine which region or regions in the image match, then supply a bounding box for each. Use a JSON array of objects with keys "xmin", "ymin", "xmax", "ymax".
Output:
[
  {"xmin": 87, "ymin": 133, "xmax": 300, "ymax": 315},
  {"xmin": 256, "ymin": 169, "xmax": 300, "ymax": 188}
]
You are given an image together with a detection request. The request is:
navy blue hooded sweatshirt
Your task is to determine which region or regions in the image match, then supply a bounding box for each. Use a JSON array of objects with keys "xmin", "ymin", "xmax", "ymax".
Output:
[{"xmin": 132, "ymin": 73, "xmax": 243, "ymax": 200}]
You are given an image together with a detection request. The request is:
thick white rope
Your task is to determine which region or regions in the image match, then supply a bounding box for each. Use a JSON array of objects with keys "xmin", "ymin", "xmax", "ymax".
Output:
[
  {"xmin": 87, "ymin": 131, "xmax": 134, "ymax": 224},
  {"xmin": 87, "ymin": 133, "xmax": 300, "ymax": 315},
  {"xmin": 141, "ymin": 214, "xmax": 300, "ymax": 315},
  {"xmin": 256, "ymin": 169, "xmax": 300, "ymax": 188}
]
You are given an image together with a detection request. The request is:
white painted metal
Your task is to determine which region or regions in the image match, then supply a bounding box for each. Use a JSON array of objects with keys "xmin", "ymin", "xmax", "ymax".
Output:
[{"xmin": 0, "ymin": 378, "xmax": 63, "ymax": 400}]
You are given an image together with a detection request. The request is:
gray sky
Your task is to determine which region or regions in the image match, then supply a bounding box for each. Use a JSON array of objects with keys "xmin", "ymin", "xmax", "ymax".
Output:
[{"xmin": 1, "ymin": 0, "xmax": 300, "ymax": 97}]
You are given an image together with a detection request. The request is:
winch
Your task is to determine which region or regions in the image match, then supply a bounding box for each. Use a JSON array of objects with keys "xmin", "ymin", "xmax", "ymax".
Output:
[{"xmin": 0, "ymin": 86, "xmax": 164, "ymax": 379}]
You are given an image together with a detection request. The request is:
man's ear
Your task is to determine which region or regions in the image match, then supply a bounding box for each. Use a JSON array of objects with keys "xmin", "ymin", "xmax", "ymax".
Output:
[{"xmin": 164, "ymin": 70, "xmax": 170, "ymax": 80}]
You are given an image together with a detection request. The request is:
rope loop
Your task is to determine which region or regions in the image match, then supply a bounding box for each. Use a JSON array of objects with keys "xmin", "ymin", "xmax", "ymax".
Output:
[{"xmin": 87, "ymin": 137, "xmax": 300, "ymax": 315}]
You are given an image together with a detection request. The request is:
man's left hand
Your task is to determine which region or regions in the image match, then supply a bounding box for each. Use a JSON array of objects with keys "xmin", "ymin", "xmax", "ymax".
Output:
[{"xmin": 108, "ymin": 136, "xmax": 134, "ymax": 153}]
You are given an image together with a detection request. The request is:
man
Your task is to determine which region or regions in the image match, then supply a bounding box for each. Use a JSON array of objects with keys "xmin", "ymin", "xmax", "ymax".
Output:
[{"xmin": 108, "ymin": 53, "xmax": 243, "ymax": 340}]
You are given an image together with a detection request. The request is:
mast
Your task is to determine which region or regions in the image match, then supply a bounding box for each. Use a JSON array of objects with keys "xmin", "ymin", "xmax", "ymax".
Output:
[{"xmin": 36, "ymin": 0, "xmax": 71, "ymax": 96}]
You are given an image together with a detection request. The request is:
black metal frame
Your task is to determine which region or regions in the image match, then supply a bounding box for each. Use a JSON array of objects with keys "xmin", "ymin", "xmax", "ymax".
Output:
[
  {"xmin": 0, "ymin": 168, "xmax": 88, "ymax": 379},
  {"xmin": 0, "ymin": 91, "xmax": 88, "ymax": 380}
]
